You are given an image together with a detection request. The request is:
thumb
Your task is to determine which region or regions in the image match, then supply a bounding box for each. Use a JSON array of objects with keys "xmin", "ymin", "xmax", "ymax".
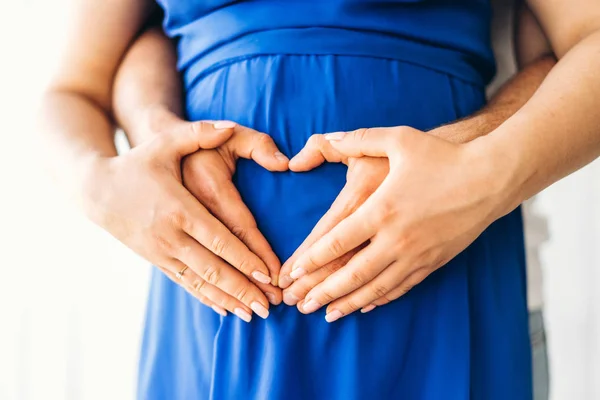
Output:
[
  {"xmin": 223, "ymin": 126, "xmax": 289, "ymax": 172},
  {"xmin": 289, "ymin": 134, "xmax": 347, "ymax": 172},
  {"xmin": 169, "ymin": 119, "xmax": 236, "ymax": 156},
  {"xmin": 323, "ymin": 127, "xmax": 403, "ymax": 158}
]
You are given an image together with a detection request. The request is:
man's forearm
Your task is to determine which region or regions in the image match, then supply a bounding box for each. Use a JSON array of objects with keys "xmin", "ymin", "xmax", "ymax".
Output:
[
  {"xmin": 482, "ymin": 30, "xmax": 600, "ymax": 214},
  {"xmin": 113, "ymin": 27, "xmax": 182, "ymax": 146},
  {"xmin": 430, "ymin": 55, "xmax": 556, "ymax": 143}
]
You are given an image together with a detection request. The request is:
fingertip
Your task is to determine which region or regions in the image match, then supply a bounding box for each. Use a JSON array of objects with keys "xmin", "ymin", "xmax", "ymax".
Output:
[
  {"xmin": 288, "ymin": 156, "xmax": 309, "ymax": 172},
  {"xmin": 213, "ymin": 120, "xmax": 237, "ymax": 129},
  {"xmin": 279, "ymin": 275, "xmax": 293, "ymax": 289}
]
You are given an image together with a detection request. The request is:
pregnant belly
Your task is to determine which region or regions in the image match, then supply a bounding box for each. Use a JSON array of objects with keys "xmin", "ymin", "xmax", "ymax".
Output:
[{"xmin": 184, "ymin": 54, "xmax": 485, "ymax": 260}]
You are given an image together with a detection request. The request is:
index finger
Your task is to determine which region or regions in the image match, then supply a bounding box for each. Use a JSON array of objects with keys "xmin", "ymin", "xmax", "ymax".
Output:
[
  {"xmin": 288, "ymin": 134, "xmax": 347, "ymax": 172},
  {"xmin": 198, "ymin": 177, "xmax": 283, "ymax": 302},
  {"xmin": 177, "ymin": 188, "xmax": 273, "ymax": 284},
  {"xmin": 280, "ymin": 182, "xmax": 362, "ymax": 287},
  {"xmin": 324, "ymin": 127, "xmax": 401, "ymax": 158},
  {"xmin": 223, "ymin": 126, "xmax": 289, "ymax": 171},
  {"xmin": 290, "ymin": 203, "xmax": 378, "ymax": 278}
]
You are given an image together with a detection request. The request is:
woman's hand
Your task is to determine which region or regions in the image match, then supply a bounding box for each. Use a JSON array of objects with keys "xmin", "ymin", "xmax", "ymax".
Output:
[
  {"xmin": 82, "ymin": 120, "xmax": 288, "ymax": 322},
  {"xmin": 147, "ymin": 111, "xmax": 287, "ymax": 305},
  {"xmin": 284, "ymin": 127, "xmax": 510, "ymax": 322}
]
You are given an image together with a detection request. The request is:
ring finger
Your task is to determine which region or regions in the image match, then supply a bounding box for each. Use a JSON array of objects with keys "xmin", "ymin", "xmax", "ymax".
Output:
[{"xmin": 161, "ymin": 260, "xmax": 255, "ymax": 322}]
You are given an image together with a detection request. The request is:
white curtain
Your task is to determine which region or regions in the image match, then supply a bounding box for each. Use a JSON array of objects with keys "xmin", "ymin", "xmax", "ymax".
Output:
[{"xmin": 1, "ymin": 1, "xmax": 598, "ymax": 399}]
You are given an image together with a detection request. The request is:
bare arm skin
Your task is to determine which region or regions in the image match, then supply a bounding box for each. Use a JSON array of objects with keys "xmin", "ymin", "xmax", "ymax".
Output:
[
  {"xmin": 111, "ymin": 25, "xmax": 287, "ymax": 311},
  {"xmin": 278, "ymin": 4, "xmax": 559, "ymax": 310},
  {"xmin": 39, "ymin": 1, "xmax": 286, "ymax": 322},
  {"xmin": 283, "ymin": 0, "xmax": 600, "ymax": 321}
]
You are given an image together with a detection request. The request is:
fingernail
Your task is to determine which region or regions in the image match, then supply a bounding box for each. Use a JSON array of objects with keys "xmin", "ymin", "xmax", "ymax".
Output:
[
  {"xmin": 324, "ymin": 131, "xmax": 345, "ymax": 141},
  {"xmin": 361, "ymin": 304, "xmax": 376, "ymax": 314},
  {"xmin": 279, "ymin": 275, "xmax": 293, "ymax": 289},
  {"xmin": 212, "ymin": 305, "xmax": 228, "ymax": 317},
  {"xmin": 289, "ymin": 267, "xmax": 306, "ymax": 280},
  {"xmin": 274, "ymin": 151, "xmax": 289, "ymax": 162},
  {"xmin": 213, "ymin": 121, "xmax": 236, "ymax": 129},
  {"xmin": 283, "ymin": 292, "xmax": 300, "ymax": 306},
  {"xmin": 251, "ymin": 302, "xmax": 269, "ymax": 319},
  {"xmin": 325, "ymin": 310, "xmax": 343, "ymax": 323},
  {"xmin": 234, "ymin": 308, "xmax": 252, "ymax": 323},
  {"xmin": 252, "ymin": 271, "xmax": 272, "ymax": 284},
  {"xmin": 302, "ymin": 299, "xmax": 321, "ymax": 313},
  {"xmin": 265, "ymin": 292, "xmax": 278, "ymax": 305}
]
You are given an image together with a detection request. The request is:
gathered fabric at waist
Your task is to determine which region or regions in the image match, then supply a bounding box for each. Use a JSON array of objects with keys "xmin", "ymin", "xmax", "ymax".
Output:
[{"xmin": 179, "ymin": 27, "xmax": 491, "ymax": 92}]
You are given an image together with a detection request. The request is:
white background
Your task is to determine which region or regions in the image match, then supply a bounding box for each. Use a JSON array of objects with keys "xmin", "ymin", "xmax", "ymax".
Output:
[{"xmin": 0, "ymin": 1, "xmax": 598, "ymax": 399}]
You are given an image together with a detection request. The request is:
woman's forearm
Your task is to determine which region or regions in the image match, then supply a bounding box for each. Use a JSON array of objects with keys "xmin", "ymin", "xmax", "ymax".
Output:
[
  {"xmin": 40, "ymin": 90, "xmax": 118, "ymax": 203},
  {"xmin": 482, "ymin": 30, "xmax": 600, "ymax": 214}
]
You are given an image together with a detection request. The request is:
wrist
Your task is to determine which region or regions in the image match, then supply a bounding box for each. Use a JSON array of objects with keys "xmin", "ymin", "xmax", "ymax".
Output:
[
  {"xmin": 429, "ymin": 114, "xmax": 491, "ymax": 144},
  {"xmin": 75, "ymin": 154, "xmax": 114, "ymax": 220},
  {"xmin": 464, "ymin": 131, "xmax": 529, "ymax": 221},
  {"xmin": 124, "ymin": 105, "xmax": 179, "ymax": 147}
]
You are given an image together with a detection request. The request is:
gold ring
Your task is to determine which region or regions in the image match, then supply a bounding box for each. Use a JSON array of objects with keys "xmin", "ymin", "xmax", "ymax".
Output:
[{"xmin": 175, "ymin": 266, "xmax": 188, "ymax": 279}]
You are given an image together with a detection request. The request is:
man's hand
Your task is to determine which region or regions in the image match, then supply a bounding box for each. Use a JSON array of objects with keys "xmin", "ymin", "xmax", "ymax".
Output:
[
  {"xmin": 83, "ymin": 119, "xmax": 287, "ymax": 321},
  {"xmin": 283, "ymin": 127, "xmax": 505, "ymax": 322},
  {"xmin": 279, "ymin": 135, "xmax": 387, "ymax": 310}
]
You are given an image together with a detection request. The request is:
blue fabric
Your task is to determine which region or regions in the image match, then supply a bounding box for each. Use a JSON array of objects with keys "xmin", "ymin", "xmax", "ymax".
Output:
[{"xmin": 138, "ymin": 1, "xmax": 532, "ymax": 399}]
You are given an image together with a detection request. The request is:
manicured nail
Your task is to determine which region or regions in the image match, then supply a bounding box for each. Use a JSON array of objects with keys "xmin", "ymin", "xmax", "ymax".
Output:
[
  {"xmin": 289, "ymin": 267, "xmax": 306, "ymax": 280},
  {"xmin": 234, "ymin": 308, "xmax": 252, "ymax": 323},
  {"xmin": 279, "ymin": 275, "xmax": 293, "ymax": 289},
  {"xmin": 252, "ymin": 271, "xmax": 272, "ymax": 284},
  {"xmin": 274, "ymin": 151, "xmax": 289, "ymax": 162},
  {"xmin": 325, "ymin": 310, "xmax": 343, "ymax": 323},
  {"xmin": 324, "ymin": 131, "xmax": 346, "ymax": 141},
  {"xmin": 251, "ymin": 302, "xmax": 269, "ymax": 319},
  {"xmin": 266, "ymin": 292, "xmax": 278, "ymax": 305},
  {"xmin": 283, "ymin": 292, "xmax": 300, "ymax": 306},
  {"xmin": 213, "ymin": 121, "xmax": 236, "ymax": 129},
  {"xmin": 361, "ymin": 304, "xmax": 376, "ymax": 314},
  {"xmin": 302, "ymin": 299, "xmax": 321, "ymax": 313},
  {"xmin": 212, "ymin": 305, "xmax": 228, "ymax": 317}
]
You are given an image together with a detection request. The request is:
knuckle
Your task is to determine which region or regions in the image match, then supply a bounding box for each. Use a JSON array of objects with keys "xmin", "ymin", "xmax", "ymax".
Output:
[
  {"xmin": 202, "ymin": 265, "xmax": 222, "ymax": 285},
  {"xmin": 164, "ymin": 207, "xmax": 188, "ymax": 229},
  {"xmin": 256, "ymin": 133, "xmax": 273, "ymax": 146},
  {"xmin": 308, "ymin": 134, "xmax": 327, "ymax": 149},
  {"xmin": 318, "ymin": 289, "xmax": 335, "ymax": 304},
  {"xmin": 230, "ymin": 225, "xmax": 248, "ymax": 243},
  {"xmin": 353, "ymin": 128, "xmax": 370, "ymax": 142},
  {"xmin": 398, "ymin": 283, "xmax": 414, "ymax": 297},
  {"xmin": 192, "ymin": 279, "xmax": 207, "ymax": 293},
  {"xmin": 176, "ymin": 244, "xmax": 193, "ymax": 258},
  {"xmin": 372, "ymin": 283, "xmax": 389, "ymax": 298},
  {"xmin": 153, "ymin": 235, "xmax": 174, "ymax": 253},
  {"xmin": 190, "ymin": 121, "xmax": 208, "ymax": 136},
  {"xmin": 305, "ymin": 253, "xmax": 320, "ymax": 270},
  {"xmin": 209, "ymin": 235, "xmax": 228, "ymax": 257},
  {"xmin": 236, "ymin": 258, "xmax": 252, "ymax": 274},
  {"xmin": 326, "ymin": 238, "xmax": 345, "ymax": 258},
  {"xmin": 343, "ymin": 298, "xmax": 361, "ymax": 312},
  {"xmin": 234, "ymin": 285, "xmax": 251, "ymax": 303},
  {"xmin": 349, "ymin": 269, "xmax": 368, "ymax": 286}
]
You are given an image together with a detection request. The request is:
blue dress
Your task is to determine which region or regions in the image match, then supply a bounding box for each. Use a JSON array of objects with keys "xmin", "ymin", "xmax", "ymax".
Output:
[{"xmin": 140, "ymin": 1, "xmax": 532, "ymax": 399}]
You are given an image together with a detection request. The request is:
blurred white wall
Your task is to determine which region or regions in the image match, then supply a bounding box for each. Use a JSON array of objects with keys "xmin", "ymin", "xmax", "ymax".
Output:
[{"xmin": 0, "ymin": 1, "xmax": 598, "ymax": 399}]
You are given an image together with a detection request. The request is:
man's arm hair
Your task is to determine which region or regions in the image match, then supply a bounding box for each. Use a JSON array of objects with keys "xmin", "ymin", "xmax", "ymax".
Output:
[
  {"xmin": 110, "ymin": 3, "xmax": 556, "ymax": 152},
  {"xmin": 429, "ymin": 2, "xmax": 556, "ymax": 143}
]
